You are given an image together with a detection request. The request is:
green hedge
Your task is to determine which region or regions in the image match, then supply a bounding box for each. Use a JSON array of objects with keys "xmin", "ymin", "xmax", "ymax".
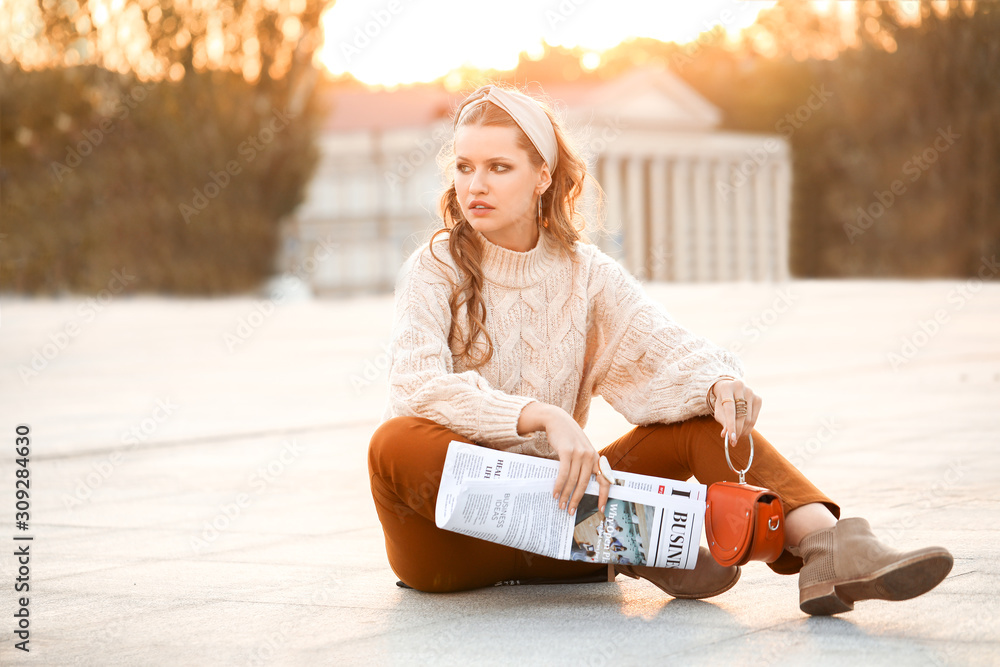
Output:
[{"xmin": 0, "ymin": 64, "xmax": 320, "ymax": 295}]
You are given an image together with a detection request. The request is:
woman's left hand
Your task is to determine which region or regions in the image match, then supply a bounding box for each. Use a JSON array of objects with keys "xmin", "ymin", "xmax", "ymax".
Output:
[{"xmin": 711, "ymin": 379, "xmax": 762, "ymax": 447}]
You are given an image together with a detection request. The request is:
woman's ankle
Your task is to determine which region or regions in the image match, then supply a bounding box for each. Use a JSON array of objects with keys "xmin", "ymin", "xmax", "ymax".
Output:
[{"xmin": 784, "ymin": 502, "xmax": 839, "ymax": 551}]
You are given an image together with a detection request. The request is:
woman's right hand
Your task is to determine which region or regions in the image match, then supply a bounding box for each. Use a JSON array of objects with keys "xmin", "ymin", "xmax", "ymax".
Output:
[{"xmin": 518, "ymin": 402, "xmax": 610, "ymax": 517}]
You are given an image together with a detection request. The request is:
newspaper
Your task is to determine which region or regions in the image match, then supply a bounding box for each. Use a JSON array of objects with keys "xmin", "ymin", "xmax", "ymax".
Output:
[{"xmin": 435, "ymin": 441, "xmax": 706, "ymax": 569}]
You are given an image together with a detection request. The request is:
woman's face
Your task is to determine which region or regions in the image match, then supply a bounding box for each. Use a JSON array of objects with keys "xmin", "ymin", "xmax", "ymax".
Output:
[{"xmin": 453, "ymin": 123, "xmax": 551, "ymax": 251}]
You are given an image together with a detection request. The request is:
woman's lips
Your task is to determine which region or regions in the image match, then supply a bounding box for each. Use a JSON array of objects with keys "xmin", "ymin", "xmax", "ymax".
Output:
[{"xmin": 468, "ymin": 203, "xmax": 494, "ymax": 217}]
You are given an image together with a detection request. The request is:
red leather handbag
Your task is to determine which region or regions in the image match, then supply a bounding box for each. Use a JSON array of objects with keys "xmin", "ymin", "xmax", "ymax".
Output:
[{"xmin": 704, "ymin": 432, "xmax": 786, "ymax": 567}]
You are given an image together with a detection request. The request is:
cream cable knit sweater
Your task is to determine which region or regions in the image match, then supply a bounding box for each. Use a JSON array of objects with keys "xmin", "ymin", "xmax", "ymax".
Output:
[{"xmin": 380, "ymin": 226, "xmax": 745, "ymax": 459}]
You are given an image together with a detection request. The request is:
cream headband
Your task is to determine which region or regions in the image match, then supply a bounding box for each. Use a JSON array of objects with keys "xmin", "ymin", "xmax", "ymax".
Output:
[{"xmin": 455, "ymin": 85, "xmax": 559, "ymax": 172}]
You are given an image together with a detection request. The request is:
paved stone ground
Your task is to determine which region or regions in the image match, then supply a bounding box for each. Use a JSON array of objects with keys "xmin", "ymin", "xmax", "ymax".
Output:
[{"xmin": 0, "ymin": 278, "xmax": 998, "ymax": 666}]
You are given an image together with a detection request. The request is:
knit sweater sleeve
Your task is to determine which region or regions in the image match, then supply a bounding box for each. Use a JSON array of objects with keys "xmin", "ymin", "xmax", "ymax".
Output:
[
  {"xmin": 384, "ymin": 243, "xmax": 539, "ymax": 448},
  {"xmin": 583, "ymin": 248, "xmax": 745, "ymax": 425}
]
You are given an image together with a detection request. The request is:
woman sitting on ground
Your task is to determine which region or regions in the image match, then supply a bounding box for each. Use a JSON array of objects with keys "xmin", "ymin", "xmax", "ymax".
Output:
[{"xmin": 367, "ymin": 83, "xmax": 952, "ymax": 615}]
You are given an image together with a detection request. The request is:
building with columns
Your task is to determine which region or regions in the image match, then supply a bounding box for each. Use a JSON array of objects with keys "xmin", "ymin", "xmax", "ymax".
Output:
[{"xmin": 280, "ymin": 66, "xmax": 791, "ymax": 294}]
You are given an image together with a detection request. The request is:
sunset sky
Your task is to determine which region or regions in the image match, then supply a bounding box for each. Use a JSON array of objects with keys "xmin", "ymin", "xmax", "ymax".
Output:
[
  {"xmin": 0, "ymin": 0, "xmax": 921, "ymax": 87},
  {"xmin": 316, "ymin": 0, "xmax": 780, "ymax": 87}
]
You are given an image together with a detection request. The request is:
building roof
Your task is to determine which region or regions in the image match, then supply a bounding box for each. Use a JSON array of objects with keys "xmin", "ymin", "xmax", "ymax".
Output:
[{"xmin": 319, "ymin": 66, "xmax": 721, "ymax": 134}]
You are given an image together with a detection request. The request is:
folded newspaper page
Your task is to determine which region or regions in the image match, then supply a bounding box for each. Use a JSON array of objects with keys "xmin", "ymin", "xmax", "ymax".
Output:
[{"xmin": 435, "ymin": 441, "xmax": 706, "ymax": 569}]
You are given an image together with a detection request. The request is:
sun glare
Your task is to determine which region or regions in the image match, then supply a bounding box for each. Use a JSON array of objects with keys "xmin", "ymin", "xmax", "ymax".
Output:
[{"xmin": 316, "ymin": 0, "xmax": 776, "ymax": 87}]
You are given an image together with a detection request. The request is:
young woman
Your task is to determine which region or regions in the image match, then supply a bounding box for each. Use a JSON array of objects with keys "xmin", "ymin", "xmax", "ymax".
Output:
[{"xmin": 368, "ymin": 83, "xmax": 953, "ymax": 615}]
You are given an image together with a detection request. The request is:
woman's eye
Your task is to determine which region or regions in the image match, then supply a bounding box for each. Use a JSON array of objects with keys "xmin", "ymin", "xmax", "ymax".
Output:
[{"xmin": 456, "ymin": 163, "xmax": 509, "ymax": 174}]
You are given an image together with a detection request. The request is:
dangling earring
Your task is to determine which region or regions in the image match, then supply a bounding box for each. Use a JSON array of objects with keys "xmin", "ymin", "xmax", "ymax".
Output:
[{"xmin": 538, "ymin": 195, "xmax": 548, "ymax": 228}]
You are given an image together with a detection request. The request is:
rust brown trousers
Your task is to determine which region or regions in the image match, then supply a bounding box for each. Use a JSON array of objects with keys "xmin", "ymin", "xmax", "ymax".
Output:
[{"xmin": 368, "ymin": 414, "xmax": 840, "ymax": 593}]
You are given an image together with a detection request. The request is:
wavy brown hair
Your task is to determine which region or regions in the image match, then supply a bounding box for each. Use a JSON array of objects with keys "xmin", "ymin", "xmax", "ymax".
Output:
[{"xmin": 428, "ymin": 83, "xmax": 597, "ymax": 370}]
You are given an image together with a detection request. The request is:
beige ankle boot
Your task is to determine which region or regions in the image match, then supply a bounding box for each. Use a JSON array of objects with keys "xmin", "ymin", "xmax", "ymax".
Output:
[
  {"xmin": 796, "ymin": 517, "xmax": 953, "ymax": 615},
  {"xmin": 616, "ymin": 546, "xmax": 740, "ymax": 599}
]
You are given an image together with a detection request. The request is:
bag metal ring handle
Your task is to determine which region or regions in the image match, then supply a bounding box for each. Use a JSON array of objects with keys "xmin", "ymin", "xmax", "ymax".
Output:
[{"xmin": 723, "ymin": 431, "xmax": 754, "ymax": 485}]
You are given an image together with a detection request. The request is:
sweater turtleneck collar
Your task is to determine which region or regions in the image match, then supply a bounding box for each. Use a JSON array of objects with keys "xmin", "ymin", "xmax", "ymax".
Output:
[{"xmin": 473, "ymin": 226, "xmax": 561, "ymax": 288}]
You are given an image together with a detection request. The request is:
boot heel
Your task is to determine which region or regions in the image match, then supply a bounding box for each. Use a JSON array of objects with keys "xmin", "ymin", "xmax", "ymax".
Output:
[{"xmin": 800, "ymin": 582, "xmax": 854, "ymax": 616}]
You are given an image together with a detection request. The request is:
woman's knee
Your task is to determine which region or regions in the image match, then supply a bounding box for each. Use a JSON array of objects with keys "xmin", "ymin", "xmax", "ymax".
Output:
[{"xmin": 368, "ymin": 415, "xmax": 433, "ymax": 473}]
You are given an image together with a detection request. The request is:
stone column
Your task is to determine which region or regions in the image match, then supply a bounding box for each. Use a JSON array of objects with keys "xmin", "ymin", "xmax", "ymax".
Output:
[
  {"xmin": 712, "ymin": 159, "xmax": 733, "ymax": 281},
  {"xmin": 600, "ymin": 154, "xmax": 624, "ymax": 261},
  {"xmin": 671, "ymin": 158, "xmax": 692, "ymax": 282},
  {"xmin": 692, "ymin": 158, "xmax": 712, "ymax": 282},
  {"xmin": 649, "ymin": 157, "xmax": 670, "ymax": 281},
  {"xmin": 775, "ymin": 157, "xmax": 792, "ymax": 280},
  {"xmin": 734, "ymin": 159, "xmax": 752, "ymax": 281},
  {"xmin": 625, "ymin": 157, "xmax": 646, "ymax": 277},
  {"xmin": 753, "ymin": 163, "xmax": 773, "ymax": 281}
]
